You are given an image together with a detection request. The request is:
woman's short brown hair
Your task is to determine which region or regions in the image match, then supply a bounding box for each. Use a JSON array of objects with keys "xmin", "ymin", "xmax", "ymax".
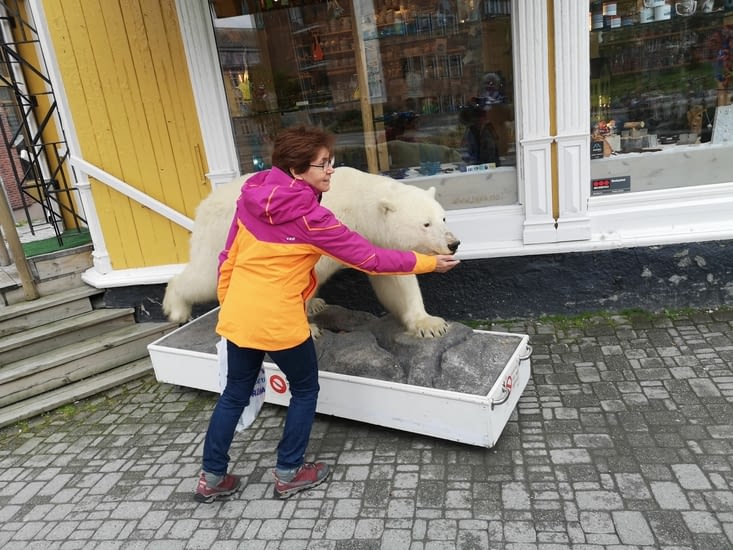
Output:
[{"xmin": 271, "ymin": 125, "xmax": 335, "ymax": 175}]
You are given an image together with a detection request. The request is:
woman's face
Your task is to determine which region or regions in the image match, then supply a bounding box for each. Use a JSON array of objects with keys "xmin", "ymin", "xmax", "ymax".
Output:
[{"xmin": 296, "ymin": 147, "xmax": 335, "ymax": 193}]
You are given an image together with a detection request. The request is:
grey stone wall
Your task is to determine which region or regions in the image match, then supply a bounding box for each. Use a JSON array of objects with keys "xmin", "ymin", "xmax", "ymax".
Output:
[
  {"xmin": 109, "ymin": 240, "xmax": 733, "ymax": 322},
  {"xmin": 318, "ymin": 240, "xmax": 733, "ymax": 320}
]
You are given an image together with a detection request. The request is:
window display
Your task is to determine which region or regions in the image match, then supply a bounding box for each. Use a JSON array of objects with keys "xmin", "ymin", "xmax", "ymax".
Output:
[
  {"xmin": 589, "ymin": 0, "xmax": 733, "ymax": 193},
  {"xmin": 211, "ymin": 0, "xmax": 518, "ymax": 209}
]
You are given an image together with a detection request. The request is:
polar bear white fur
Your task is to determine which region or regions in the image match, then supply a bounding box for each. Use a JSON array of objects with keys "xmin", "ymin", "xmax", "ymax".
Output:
[{"xmin": 163, "ymin": 166, "xmax": 460, "ymax": 338}]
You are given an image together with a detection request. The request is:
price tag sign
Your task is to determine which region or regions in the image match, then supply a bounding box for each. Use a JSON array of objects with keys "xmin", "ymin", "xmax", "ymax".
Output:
[{"xmin": 591, "ymin": 176, "xmax": 630, "ymax": 196}]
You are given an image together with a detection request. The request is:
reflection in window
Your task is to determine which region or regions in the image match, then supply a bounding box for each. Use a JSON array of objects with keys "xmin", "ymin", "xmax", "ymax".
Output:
[
  {"xmin": 211, "ymin": 1, "xmax": 518, "ymax": 208},
  {"xmin": 589, "ymin": 1, "xmax": 733, "ymax": 193}
]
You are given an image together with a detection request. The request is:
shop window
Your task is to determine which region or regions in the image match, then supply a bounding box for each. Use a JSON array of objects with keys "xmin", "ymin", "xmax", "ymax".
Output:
[
  {"xmin": 211, "ymin": 0, "xmax": 518, "ymax": 210},
  {"xmin": 589, "ymin": 0, "xmax": 733, "ymax": 195}
]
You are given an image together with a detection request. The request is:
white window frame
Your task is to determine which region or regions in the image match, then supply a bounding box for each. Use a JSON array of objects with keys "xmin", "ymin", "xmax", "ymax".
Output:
[
  {"xmin": 176, "ymin": 0, "xmax": 240, "ymax": 187},
  {"xmin": 177, "ymin": 0, "xmax": 733, "ymax": 263},
  {"xmin": 176, "ymin": 0, "xmax": 555, "ymax": 259},
  {"xmin": 562, "ymin": 2, "xmax": 733, "ymax": 247}
]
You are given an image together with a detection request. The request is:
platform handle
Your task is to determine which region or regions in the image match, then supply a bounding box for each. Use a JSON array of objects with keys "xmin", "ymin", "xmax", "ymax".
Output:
[
  {"xmin": 490, "ymin": 344, "xmax": 532, "ymax": 410},
  {"xmin": 519, "ymin": 344, "xmax": 533, "ymax": 361},
  {"xmin": 490, "ymin": 386, "xmax": 511, "ymax": 410}
]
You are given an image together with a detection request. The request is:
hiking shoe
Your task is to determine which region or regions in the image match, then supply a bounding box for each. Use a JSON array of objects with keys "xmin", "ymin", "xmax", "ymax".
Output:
[
  {"xmin": 273, "ymin": 462, "xmax": 331, "ymax": 499},
  {"xmin": 194, "ymin": 472, "xmax": 241, "ymax": 503}
]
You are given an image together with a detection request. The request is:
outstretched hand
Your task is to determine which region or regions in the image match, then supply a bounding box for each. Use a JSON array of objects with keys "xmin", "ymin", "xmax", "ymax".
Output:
[{"xmin": 434, "ymin": 254, "xmax": 460, "ymax": 273}]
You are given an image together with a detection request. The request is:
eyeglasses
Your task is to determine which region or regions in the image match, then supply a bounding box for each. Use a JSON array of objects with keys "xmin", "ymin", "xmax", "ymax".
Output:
[{"xmin": 309, "ymin": 157, "xmax": 336, "ymax": 171}]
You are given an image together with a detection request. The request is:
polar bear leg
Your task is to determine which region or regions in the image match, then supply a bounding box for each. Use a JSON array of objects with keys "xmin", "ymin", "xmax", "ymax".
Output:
[
  {"xmin": 306, "ymin": 255, "xmax": 345, "ymax": 338},
  {"xmin": 368, "ymin": 274, "xmax": 449, "ymax": 338},
  {"xmin": 162, "ymin": 184, "xmax": 236, "ymax": 323},
  {"xmin": 162, "ymin": 274, "xmax": 192, "ymax": 323},
  {"xmin": 162, "ymin": 225, "xmax": 221, "ymax": 323},
  {"xmin": 162, "ymin": 265, "xmax": 219, "ymax": 323},
  {"xmin": 309, "ymin": 255, "xmax": 343, "ymax": 316}
]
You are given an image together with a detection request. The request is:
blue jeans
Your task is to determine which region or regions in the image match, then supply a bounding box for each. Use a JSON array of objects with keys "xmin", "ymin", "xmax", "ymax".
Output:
[{"xmin": 202, "ymin": 337, "xmax": 320, "ymax": 475}]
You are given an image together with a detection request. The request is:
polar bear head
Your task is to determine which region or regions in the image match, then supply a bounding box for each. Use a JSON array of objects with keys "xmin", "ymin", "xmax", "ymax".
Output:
[
  {"xmin": 324, "ymin": 167, "xmax": 460, "ymax": 255},
  {"xmin": 376, "ymin": 185, "xmax": 460, "ymax": 255}
]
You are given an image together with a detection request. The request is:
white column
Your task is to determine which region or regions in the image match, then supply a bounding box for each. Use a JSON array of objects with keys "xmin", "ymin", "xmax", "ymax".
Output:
[
  {"xmin": 554, "ymin": 0, "xmax": 591, "ymax": 241},
  {"xmin": 513, "ymin": 0, "xmax": 555, "ymax": 244},
  {"xmin": 73, "ymin": 179, "xmax": 112, "ymax": 273},
  {"xmin": 175, "ymin": 0, "xmax": 240, "ymax": 186}
]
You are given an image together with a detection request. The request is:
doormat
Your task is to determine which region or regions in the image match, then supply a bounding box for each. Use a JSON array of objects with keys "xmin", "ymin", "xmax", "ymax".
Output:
[{"xmin": 21, "ymin": 228, "xmax": 91, "ymax": 257}]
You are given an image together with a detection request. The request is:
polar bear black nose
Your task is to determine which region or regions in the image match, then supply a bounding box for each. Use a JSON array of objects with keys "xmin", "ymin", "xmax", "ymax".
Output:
[{"xmin": 448, "ymin": 240, "xmax": 460, "ymax": 253}]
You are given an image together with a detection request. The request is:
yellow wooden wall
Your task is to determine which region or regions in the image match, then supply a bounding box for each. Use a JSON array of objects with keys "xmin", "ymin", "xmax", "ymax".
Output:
[{"xmin": 41, "ymin": 0, "xmax": 209, "ymax": 268}]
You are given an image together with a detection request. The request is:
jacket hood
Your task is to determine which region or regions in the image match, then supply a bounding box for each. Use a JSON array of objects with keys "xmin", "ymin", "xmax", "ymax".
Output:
[{"xmin": 238, "ymin": 168, "xmax": 320, "ymax": 225}]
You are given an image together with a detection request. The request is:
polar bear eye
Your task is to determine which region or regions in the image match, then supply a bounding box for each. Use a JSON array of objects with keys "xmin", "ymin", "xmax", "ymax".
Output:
[{"xmin": 423, "ymin": 222, "xmax": 431, "ymax": 228}]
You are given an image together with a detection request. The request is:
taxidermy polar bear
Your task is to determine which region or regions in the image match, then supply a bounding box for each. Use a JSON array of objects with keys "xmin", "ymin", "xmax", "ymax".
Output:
[{"xmin": 162, "ymin": 166, "xmax": 460, "ymax": 338}]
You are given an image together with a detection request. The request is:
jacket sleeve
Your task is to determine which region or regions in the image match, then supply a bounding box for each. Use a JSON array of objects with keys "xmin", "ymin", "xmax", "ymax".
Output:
[
  {"xmin": 300, "ymin": 207, "xmax": 437, "ymax": 275},
  {"xmin": 218, "ymin": 211, "xmax": 241, "ymax": 275},
  {"xmin": 217, "ymin": 221, "xmax": 241, "ymax": 305}
]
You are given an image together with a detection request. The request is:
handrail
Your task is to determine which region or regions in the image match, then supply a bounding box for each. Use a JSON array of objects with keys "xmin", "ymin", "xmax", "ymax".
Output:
[{"xmin": 70, "ymin": 156, "xmax": 194, "ymax": 231}]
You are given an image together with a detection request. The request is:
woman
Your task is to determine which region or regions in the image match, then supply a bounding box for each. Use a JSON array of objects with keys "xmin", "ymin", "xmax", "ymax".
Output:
[{"xmin": 195, "ymin": 126, "xmax": 460, "ymax": 503}]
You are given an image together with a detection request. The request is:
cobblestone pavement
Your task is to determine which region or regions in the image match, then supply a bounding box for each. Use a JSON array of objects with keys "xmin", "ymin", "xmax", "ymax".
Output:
[{"xmin": 1, "ymin": 309, "xmax": 732, "ymax": 550}]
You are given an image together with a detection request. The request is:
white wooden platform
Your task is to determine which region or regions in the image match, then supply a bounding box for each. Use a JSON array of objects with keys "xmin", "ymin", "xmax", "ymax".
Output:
[{"xmin": 148, "ymin": 308, "xmax": 532, "ymax": 448}]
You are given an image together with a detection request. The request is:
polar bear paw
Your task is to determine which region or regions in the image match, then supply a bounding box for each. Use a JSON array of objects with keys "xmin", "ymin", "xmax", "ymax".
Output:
[
  {"xmin": 406, "ymin": 315, "xmax": 450, "ymax": 338},
  {"xmin": 307, "ymin": 297, "xmax": 328, "ymax": 316}
]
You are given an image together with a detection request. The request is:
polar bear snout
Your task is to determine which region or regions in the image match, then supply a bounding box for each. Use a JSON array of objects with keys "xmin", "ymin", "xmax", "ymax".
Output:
[{"xmin": 444, "ymin": 230, "xmax": 460, "ymax": 253}]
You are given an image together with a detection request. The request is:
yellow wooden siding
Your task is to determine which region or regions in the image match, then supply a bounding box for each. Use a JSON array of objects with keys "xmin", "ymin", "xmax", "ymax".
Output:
[{"xmin": 42, "ymin": 0, "xmax": 209, "ymax": 269}]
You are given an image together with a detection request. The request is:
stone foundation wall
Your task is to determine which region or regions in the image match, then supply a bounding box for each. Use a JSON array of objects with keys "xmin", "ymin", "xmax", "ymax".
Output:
[
  {"xmin": 114, "ymin": 240, "xmax": 733, "ymax": 322},
  {"xmin": 319, "ymin": 240, "xmax": 733, "ymax": 320}
]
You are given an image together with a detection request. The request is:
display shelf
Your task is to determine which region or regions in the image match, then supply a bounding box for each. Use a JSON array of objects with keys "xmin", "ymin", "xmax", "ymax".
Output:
[
  {"xmin": 320, "ymin": 28, "xmax": 353, "ymax": 38},
  {"xmin": 324, "ymin": 50, "xmax": 356, "ymax": 57},
  {"xmin": 298, "ymin": 61, "xmax": 329, "ymax": 72},
  {"xmin": 287, "ymin": 2, "xmax": 360, "ymax": 113},
  {"xmin": 609, "ymin": 62, "xmax": 694, "ymax": 76},
  {"xmin": 328, "ymin": 67, "xmax": 357, "ymax": 76},
  {"xmin": 291, "ymin": 23, "xmax": 323, "ymax": 36},
  {"xmin": 370, "ymin": 17, "xmax": 470, "ymax": 40},
  {"xmin": 323, "ymin": 18, "xmax": 353, "ymax": 36},
  {"xmin": 591, "ymin": 7, "xmax": 730, "ymax": 78},
  {"xmin": 589, "ymin": 2, "xmax": 733, "ymax": 160},
  {"xmin": 595, "ymin": 15, "xmax": 727, "ymax": 46}
]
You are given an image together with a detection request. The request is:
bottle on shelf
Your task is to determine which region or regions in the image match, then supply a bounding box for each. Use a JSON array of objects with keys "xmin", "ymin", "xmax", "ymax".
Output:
[{"xmin": 313, "ymin": 33, "xmax": 324, "ymax": 62}]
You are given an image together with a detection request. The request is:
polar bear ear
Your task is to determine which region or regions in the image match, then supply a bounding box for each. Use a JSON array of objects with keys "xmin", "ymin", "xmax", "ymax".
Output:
[
  {"xmin": 378, "ymin": 197, "xmax": 398, "ymax": 215},
  {"xmin": 426, "ymin": 187, "xmax": 437, "ymax": 198}
]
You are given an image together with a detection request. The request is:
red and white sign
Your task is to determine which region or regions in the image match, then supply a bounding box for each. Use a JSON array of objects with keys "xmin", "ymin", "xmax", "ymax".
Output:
[
  {"xmin": 269, "ymin": 374, "xmax": 288, "ymax": 394},
  {"xmin": 503, "ymin": 360, "xmax": 519, "ymax": 392}
]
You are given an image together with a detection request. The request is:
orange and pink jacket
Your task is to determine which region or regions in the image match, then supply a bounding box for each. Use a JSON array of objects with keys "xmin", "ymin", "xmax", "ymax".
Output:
[{"xmin": 216, "ymin": 168, "xmax": 437, "ymax": 351}]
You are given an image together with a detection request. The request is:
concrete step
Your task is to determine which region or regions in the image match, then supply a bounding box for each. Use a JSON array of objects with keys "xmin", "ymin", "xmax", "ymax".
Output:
[
  {"xmin": 0, "ymin": 245, "xmax": 94, "ymax": 306},
  {"xmin": 0, "ymin": 357, "xmax": 154, "ymax": 429},
  {"xmin": 0, "ymin": 264, "xmax": 177, "ymax": 429},
  {"xmin": 0, "ymin": 321, "xmax": 176, "ymax": 408},
  {"xmin": 0, "ymin": 307, "xmax": 137, "ymax": 364},
  {"xmin": 0, "ymin": 285, "xmax": 102, "ymax": 338}
]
